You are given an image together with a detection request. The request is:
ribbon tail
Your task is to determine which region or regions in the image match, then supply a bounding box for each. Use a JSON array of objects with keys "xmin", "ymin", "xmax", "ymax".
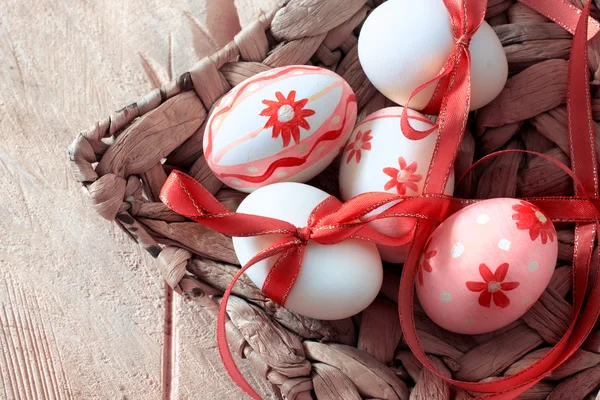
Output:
[
  {"xmin": 216, "ymin": 236, "xmax": 302, "ymax": 400},
  {"xmin": 262, "ymin": 242, "xmax": 306, "ymax": 305},
  {"xmin": 555, "ymin": 0, "xmax": 600, "ymax": 369},
  {"xmin": 161, "ymin": 170, "xmax": 299, "ymax": 236},
  {"xmin": 161, "ymin": 170, "xmax": 231, "ymax": 216},
  {"xmin": 423, "ymin": 48, "xmax": 471, "ymax": 194},
  {"xmin": 399, "ymin": 220, "xmax": 438, "ymax": 371},
  {"xmin": 217, "ymin": 264, "xmax": 266, "ymax": 400},
  {"xmin": 564, "ymin": 0, "xmax": 598, "ymax": 351},
  {"xmin": 400, "ymin": 61, "xmax": 455, "ymax": 140},
  {"xmin": 518, "ymin": 0, "xmax": 600, "ymax": 39}
]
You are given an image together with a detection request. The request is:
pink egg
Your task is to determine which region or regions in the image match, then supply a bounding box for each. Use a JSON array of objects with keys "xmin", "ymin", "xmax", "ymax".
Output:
[
  {"xmin": 339, "ymin": 107, "xmax": 454, "ymax": 263},
  {"xmin": 415, "ymin": 198, "xmax": 558, "ymax": 334},
  {"xmin": 204, "ymin": 65, "xmax": 357, "ymax": 193}
]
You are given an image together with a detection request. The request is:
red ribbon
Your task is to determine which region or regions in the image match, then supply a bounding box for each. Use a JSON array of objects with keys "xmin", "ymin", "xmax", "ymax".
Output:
[
  {"xmin": 161, "ymin": 171, "xmax": 467, "ymax": 399},
  {"xmin": 160, "ymin": 1, "xmax": 600, "ymax": 398},
  {"xmin": 398, "ymin": 0, "xmax": 600, "ymax": 399}
]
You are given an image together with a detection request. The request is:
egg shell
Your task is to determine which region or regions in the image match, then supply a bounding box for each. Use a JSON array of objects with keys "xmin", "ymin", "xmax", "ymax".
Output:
[
  {"xmin": 339, "ymin": 107, "xmax": 454, "ymax": 263},
  {"xmin": 358, "ymin": 0, "xmax": 508, "ymax": 111},
  {"xmin": 233, "ymin": 182, "xmax": 383, "ymax": 320},
  {"xmin": 203, "ymin": 65, "xmax": 357, "ymax": 193},
  {"xmin": 416, "ymin": 198, "xmax": 558, "ymax": 335}
]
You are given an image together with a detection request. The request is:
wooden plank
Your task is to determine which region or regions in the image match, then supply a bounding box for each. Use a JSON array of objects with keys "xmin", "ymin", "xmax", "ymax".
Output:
[{"xmin": 0, "ymin": 0, "xmax": 275, "ymax": 398}]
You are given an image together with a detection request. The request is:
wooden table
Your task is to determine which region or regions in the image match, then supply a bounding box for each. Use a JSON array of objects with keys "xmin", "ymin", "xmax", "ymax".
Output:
[{"xmin": 0, "ymin": 0, "xmax": 277, "ymax": 398}]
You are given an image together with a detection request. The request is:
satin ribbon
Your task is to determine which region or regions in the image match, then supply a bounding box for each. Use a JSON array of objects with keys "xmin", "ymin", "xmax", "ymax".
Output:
[
  {"xmin": 398, "ymin": 0, "xmax": 600, "ymax": 399},
  {"xmin": 161, "ymin": 170, "xmax": 470, "ymax": 400},
  {"xmin": 159, "ymin": 0, "xmax": 600, "ymax": 399},
  {"xmin": 520, "ymin": 0, "xmax": 600, "ymax": 40}
]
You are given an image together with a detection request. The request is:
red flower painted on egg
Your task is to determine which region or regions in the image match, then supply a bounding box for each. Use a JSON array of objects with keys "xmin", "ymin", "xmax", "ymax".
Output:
[
  {"xmin": 466, "ymin": 263, "xmax": 520, "ymax": 308},
  {"xmin": 512, "ymin": 202, "xmax": 555, "ymax": 244},
  {"xmin": 260, "ymin": 90, "xmax": 316, "ymax": 148},
  {"xmin": 382, "ymin": 157, "xmax": 422, "ymax": 195},
  {"xmin": 417, "ymin": 241, "xmax": 437, "ymax": 286},
  {"xmin": 345, "ymin": 130, "xmax": 373, "ymax": 164}
]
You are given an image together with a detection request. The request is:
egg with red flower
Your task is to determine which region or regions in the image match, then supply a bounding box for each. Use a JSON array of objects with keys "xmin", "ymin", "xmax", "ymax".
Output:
[
  {"xmin": 203, "ymin": 65, "xmax": 357, "ymax": 193},
  {"xmin": 339, "ymin": 107, "xmax": 454, "ymax": 263},
  {"xmin": 416, "ymin": 198, "xmax": 558, "ymax": 334}
]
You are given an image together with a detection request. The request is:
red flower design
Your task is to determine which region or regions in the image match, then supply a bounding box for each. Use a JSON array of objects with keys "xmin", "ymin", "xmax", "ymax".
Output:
[
  {"xmin": 345, "ymin": 130, "xmax": 373, "ymax": 164},
  {"xmin": 417, "ymin": 241, "xmax": 437, "ymax": 286},
  {"xmin": 260, "ymin": 90, "xmax": 316, "ymax": 148},
  {"xmin": 382, "ymin": 157, "xmax": 422, "ymax": 195},
  {"xmin": 466, "ymin": 263, "xmax": 520, "ymax": 308},
  {"xmin": 512, "ymin": 201, "xmax": 555, "ymax": 244}
]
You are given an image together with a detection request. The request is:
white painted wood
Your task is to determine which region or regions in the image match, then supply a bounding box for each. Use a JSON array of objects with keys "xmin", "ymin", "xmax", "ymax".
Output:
[{"xmin": 0, "ymin": 0, "xmax": 277, "ymax": 398}]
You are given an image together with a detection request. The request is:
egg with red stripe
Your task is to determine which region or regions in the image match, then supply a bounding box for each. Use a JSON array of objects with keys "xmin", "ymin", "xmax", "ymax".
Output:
[
  {"xmin": 339, "ymin": 107, "xmax": 455, "ymax": 263},
  {"xmin": 204, "ymin": 65, "xmax": 357, "ymax": 193}
]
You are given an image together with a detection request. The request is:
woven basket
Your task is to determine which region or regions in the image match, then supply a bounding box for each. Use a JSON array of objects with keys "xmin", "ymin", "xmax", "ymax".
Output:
[{"xmin": 68, "ymin": 0, "xmax": 600, "ymax": 398}]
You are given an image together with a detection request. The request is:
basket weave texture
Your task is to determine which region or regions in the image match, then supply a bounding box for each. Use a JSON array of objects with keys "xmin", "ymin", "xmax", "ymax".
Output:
[{"xmin": 68, "ymin": 0, "xmax": 600, "ymax": 398}]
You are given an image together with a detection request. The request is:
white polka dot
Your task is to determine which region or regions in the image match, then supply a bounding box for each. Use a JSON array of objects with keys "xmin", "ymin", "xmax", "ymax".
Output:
[
  {"xmin": 527, "ymin": 261, "xmax": 539, "ymax": 272},
  {"xmin": 247, "ymin": 83, "xmax": 260, "ymax": 92},
  {"xmin": 521, "ymin": 295, "xmax": 533, "ymax": 305},
  {"xmin": 293, "ymin": 70, "xmax": 304, "ymax": 75},
  {"xmin": 275, "ymin": 171, "xmax": 288, "ymax": 178},
  {"xmin": 464, "ymin": 317, "xmax": 476, "ymax": 325},
  {"xmin": 451, "ymin": 242, "xmax": 464, "ymax": 258},
  {"xmin": 331, "ymin": 116, "xmax": 341, "ymax": 125},
  {"xmin": 440, "ymin": 291, "xmax": 452, "ymax": 304},
  {"xmin": 316, "ymin": 147, "xmax": 325, "ymax": 155},
  {"xmin": 213, "ymin": 118, "xmax": 222, "ymax": 128},
  {"xmin": 230, "ymin": 179, "xmax": 241, "ymax": 186},
  {"xmin": 247, "ymin": 166, "xmax": 258, "ymax": 172},
  {"xmin": 297, "ymin": 144, "xmax": 308, "ymax": 153},
  {"xmin": 498, "ymin": 239, "xmax": 511, "ymax": 251},
  {"xmin": 476, "ymin": 214, "xmax": 490, "ymax": 224},
  {"xmin": 265, "ymin": 70, "xmax": 276, "ymax": 76}
]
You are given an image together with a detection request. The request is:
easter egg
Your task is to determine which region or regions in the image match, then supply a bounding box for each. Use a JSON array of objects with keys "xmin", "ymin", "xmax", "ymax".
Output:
[
  {"xmin": 203, "ymin": 65, "xmax": 357, "ymax": 193},
  {"xmin": 233, "ymin": 182, "xmax": 383, "ymax": 320},
  {"xmin": 339, "ymin": 107, "xmax": 454, "ymax": 263},
  {"xmin": 415, "ymin": 198, "xmax": 558, "ymax": 334},
  {"xmin": 358, "ymin": 0, "xmax": 508, "ymax": 111}
]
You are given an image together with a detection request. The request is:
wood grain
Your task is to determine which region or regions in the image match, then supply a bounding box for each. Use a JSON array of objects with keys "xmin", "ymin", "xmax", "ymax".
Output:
[{"xmin": 0, "ymin": 0, "xmax": 274, "ymax": 398}]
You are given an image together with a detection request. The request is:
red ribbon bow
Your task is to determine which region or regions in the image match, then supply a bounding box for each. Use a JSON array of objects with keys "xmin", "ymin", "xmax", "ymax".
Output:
[
  {"xmin": 400, "ymin": 0, "xmax": 485, "ymax": 142},
  {"xmin": 161, "ymin": 172, "xmax": 461, "ymax": 305},
  {"xmin": 160, "ymin": 0, "xmax": 600, "ymax": 399},
  {"xmin": 161, "ymin": 171, "xmax": 469, "ymax": 399}
]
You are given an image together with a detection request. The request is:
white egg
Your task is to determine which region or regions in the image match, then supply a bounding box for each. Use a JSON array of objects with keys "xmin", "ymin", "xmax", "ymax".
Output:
[
  {"xmin": 233, "ymin": 182, "xmax": 383, "ymax": 320},
  {"xmin": 358, "ymin": 0, "xmax": 508, "ymax": 111},
  {"xmin": 339, "ymin": 107, "xmax": 455, "ymax": 263}
]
